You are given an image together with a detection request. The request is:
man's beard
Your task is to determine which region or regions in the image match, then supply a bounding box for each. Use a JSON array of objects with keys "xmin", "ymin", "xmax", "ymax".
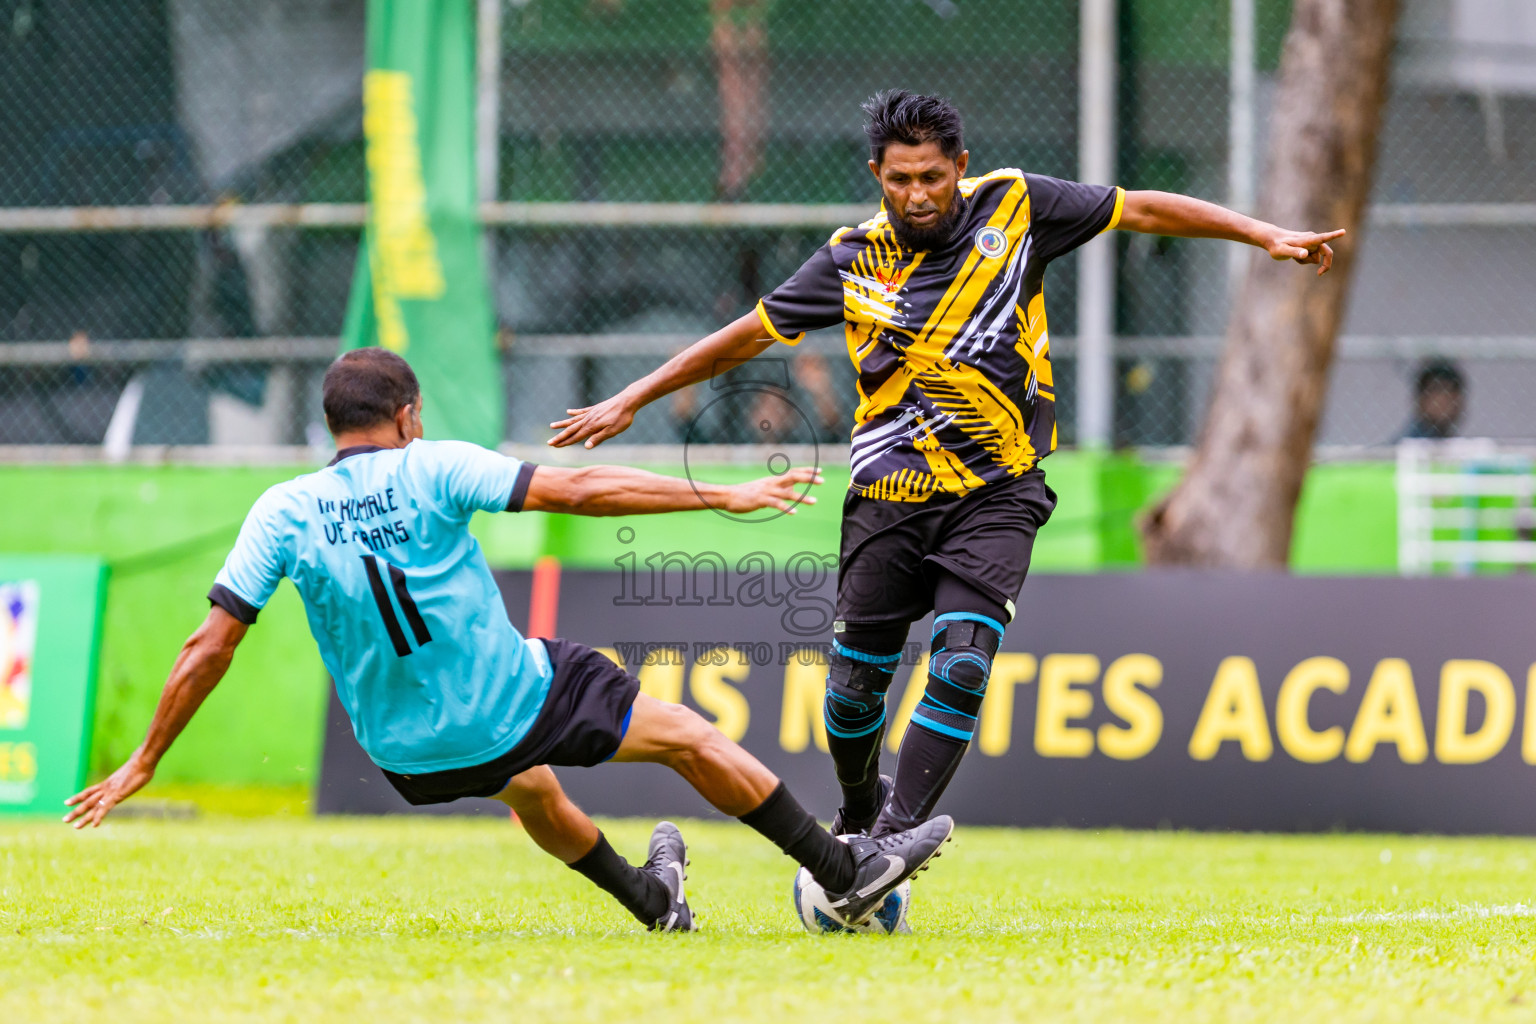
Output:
[{"xmin": 888, "ymin": 194, "xmax": 967, "ymax": 251}]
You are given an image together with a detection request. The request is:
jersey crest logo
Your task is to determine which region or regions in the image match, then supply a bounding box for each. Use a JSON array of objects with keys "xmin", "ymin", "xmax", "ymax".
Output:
[{"xmin": 974, "ymin": 226, "xmax": 1008, "ymax": 259}]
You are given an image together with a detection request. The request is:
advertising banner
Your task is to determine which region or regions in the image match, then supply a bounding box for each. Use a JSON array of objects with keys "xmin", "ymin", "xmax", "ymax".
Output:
[
  {"xmin": 319, "ymin": 568, "xmax": 1536, "ymax": 833},
  {"xmin": 0, "ymin": 556, "xmax": 106, "ymax": 816},
  {"xmin": 340, "ymin": 0, "xmax": 502, "ymax": 447}
]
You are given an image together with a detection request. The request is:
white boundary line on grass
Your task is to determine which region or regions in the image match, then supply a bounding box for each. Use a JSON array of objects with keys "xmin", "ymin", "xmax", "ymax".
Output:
[{"xmin": 1322, "ymin": 902, "xmax": 1536, "ymax": 924}]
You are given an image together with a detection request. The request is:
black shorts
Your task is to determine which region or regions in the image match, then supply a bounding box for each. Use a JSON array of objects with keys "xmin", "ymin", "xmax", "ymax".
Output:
[
  {"xmin": 836, "ymin": 470, "xmax": 1056, "ymax": 627},
  {"xmin": 382, "ymin": 638, "xmax": 641, "ymax": 806}
]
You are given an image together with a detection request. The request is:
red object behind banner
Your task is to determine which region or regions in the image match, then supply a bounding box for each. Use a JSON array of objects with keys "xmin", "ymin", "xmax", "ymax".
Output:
[{"xmin": 526, "ymin": 556, "xmax": 561, "ymax": 639}]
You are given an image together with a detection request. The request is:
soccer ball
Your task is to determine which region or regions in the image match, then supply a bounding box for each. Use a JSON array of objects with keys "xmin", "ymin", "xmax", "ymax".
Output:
[{"xmin": 792, "ymin": 865, "xmax": 911, "ymax": 935}]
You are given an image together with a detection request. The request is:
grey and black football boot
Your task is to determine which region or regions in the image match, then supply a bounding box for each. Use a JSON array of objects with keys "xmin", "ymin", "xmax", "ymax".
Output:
[
  {"xmin": 824, "ymin": 814, "xmax": 954, "ymax": 926},
  {"xmin": 642, "ymin": 821, "xmax": 697, "ymax": 933},
  {"xmin": 830, "ymin": 774, "xmax": 894, "ymax": 838}
]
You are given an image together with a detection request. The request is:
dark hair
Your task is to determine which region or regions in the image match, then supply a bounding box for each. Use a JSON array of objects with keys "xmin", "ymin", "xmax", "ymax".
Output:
[
  {"xmin": 323, "ymin": 348, "xmax": 421, "ymax": 434},
  {"xmin": 861, "ymin": 89, "xmax": 965, "ymax": 165},
  {"xmin": 1416, "ymin": 359, "xmax": 1464, "ymax": 394}
]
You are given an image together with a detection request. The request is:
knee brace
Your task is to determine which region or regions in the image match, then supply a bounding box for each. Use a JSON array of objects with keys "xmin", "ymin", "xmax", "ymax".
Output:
[
  {"xmin": 823, "ymin": 641, "xmax": 900, "ymax": 739},
  {"xmin": 912, "ymin": 612, "xmax": 1004, "ymax": 742}
]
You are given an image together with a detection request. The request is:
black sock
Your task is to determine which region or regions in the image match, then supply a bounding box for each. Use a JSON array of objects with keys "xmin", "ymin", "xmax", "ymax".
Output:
[
  {"xmin": 875, "ymin": 725, "xmax": 968, "ymax": 836},
  {"xmin": 738, "ymin": 782, "xmax": 855, "ymax": 892},
  {"xmin": 829, "ymin": 729, "xmax": 886, "ymax": 823},
  {"xmin": 567, "ymin": 832, "xmax": 669, "ymax": 925}
]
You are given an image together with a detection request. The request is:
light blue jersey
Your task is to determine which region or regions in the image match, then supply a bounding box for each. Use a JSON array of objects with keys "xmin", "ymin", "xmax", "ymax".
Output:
[{"xmin": 210, "ymin": 440, "xmax": 550, "ymax": 774}]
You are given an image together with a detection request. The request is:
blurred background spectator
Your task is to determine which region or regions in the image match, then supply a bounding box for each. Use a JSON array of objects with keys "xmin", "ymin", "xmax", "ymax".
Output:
[{"xmin": 1402, "ymin": 359, "xmax": 1465, "ymax": 440}]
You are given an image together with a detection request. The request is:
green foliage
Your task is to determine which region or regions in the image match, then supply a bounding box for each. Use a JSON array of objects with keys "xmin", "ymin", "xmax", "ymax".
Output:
[
  {"xmin": 506, "ymin": 0, "xmax": 713, "ymax": 52},
  {"xmin": 504, "ymin": 0, "xmax": 1076, "ymax": 56},
  {"xmin": 499, "ymin": 0, "xmax": 1290, "ymax": 63},
  {"xmin": 3, "ymin": 818, "xmax": 1534, "ymax": 1022},
  {"xmin": 1125, "ymin": 0, "xmax": 1294, "ymax": 70}
]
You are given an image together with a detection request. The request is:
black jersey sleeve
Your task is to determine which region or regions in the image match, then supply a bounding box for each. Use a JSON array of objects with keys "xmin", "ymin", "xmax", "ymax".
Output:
[
  {"xmin": 1025, "ymin": 174, "xmax": 1124, "ymax": 263},
  {"xmin": 756, "ymin": 244, "xmax": 845, "ymax": 345}
]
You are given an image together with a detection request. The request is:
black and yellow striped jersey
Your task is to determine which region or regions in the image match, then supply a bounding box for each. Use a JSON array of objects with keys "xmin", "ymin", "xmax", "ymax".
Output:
[{"xmin": 757, "ymin": 169, "xmax": 1123, "ymax": 501}]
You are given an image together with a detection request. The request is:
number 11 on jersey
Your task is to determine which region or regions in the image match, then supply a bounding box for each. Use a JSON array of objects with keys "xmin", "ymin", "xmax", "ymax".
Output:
[{"xmin": 361, "ymin": 555, "xmax": 433, "ymax": 656}]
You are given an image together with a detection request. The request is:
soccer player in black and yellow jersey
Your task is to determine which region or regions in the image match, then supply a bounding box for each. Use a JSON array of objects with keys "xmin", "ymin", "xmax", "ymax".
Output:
[{"xmin": 551, "ymin": 90, "xmax": 1344, "ymax": 839}]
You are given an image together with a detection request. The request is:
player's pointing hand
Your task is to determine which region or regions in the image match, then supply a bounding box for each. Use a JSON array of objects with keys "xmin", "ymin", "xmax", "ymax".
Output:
[
  {"xmin": 1265, "ymin": 227, "xmax": 1347, "ymax": 276},
  {"xmin": 724, "ymin": 466, "xmax": 823, "ymax": 515}
]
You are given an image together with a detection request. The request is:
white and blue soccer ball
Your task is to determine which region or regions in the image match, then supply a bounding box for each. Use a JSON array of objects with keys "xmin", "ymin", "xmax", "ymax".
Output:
[{"xmin": 793, "ymin": 864, "xmax": 911, "ymax": 935}]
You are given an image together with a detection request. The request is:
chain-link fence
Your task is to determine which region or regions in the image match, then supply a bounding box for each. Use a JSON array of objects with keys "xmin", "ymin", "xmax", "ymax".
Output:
[{"xmin": 0, "ymin": 0, "xmax": 1532, "ymax": 452}]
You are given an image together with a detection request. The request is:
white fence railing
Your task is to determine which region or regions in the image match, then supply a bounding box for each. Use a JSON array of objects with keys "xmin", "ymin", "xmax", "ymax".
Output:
[
  {"xmin": 1397, "ymin": 439, "xmax": 1536, "ymax": 575},
  {"xmin": 0, "ymin": 202, "xmax": 1533, "ymax": 233},
  {"xmin": 6, "ymin": 333, "xmax": 1535, "ymax": 367}
]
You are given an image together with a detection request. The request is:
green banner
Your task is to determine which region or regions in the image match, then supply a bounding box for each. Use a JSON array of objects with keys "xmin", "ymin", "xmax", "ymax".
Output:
[
  {"xmin": 0, "ymin": 555, "xmax": 106, "ymax": 816},
  {"xmin": 341, "ymin": 0, "xmax": 503, "ymax": 447}
]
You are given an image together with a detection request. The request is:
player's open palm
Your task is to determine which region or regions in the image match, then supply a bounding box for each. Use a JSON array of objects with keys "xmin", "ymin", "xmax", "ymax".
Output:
[
  {"xmin": 549, "ymin": 392, "xmax": 637, "ymax": 449},
  {"xmin": 64, "ymin": 753, "xmax": 154, "ymax": 828},
  {"xmin": 725, "ymin": 467, "xmax": 823, "ymax": 515},
  {"xmin": 1265, "ymin": 227, "xmax": 1347, "ymax": 275}
]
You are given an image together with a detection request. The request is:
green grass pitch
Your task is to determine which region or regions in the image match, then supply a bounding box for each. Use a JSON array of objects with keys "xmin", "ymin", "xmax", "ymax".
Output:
[{"xmin": 4, "ymin": 816, "xmax": 1536, "ymax": 1023}]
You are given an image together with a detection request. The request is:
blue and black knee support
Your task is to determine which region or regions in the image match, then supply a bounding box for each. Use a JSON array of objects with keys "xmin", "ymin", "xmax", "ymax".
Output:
[
  {"xmin": 823, "ymin": 641, "xmax": 901, "ymax": 792},
  {"xmin": 910, "ymin": 612, "xmax": 1005, "ymax": 744},
  {"xmin": 876, "ymin": 611, "xmax": 1006, "ymax": 835}
]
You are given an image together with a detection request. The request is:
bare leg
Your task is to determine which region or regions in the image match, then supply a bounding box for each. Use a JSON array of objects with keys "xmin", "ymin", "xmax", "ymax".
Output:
[
  {"xmin": 492, "ymin": 765, "xmax": 599, "ymax": 863},
  {"xmin": 612, "ymin": 694, "xmax": 855, "ymax": 892},
  {"xmin": 494, "ymin": 764, "xmax": 669, "ymax": 924},
  {"xmin": 611, "ymin": 694, "xmax": 777, "ymax": 815}
]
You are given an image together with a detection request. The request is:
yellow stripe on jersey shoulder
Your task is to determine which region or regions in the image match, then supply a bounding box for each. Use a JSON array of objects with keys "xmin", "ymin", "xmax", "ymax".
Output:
[
  {"xmin": 828, "ymin": 208, "xmax": 890, "ymax": 249},
  {"xmin": 959, "ymin": 167, "xmax": 1025, "ymax": 198}
]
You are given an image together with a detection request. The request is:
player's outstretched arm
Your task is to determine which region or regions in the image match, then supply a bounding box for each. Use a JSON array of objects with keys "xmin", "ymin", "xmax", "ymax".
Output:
[
  {"xmin": 63, "ymin": 606, "xmax": 247, "ymax": 828},
  {"xmin": 1116, "ymin": 190, "xmax": 1347, "ymax": 276},
  {"xmin": 523, "ymin": 465, "xmax": 822, "ymax": 517},
  {"xmin": 548, "ymin": 311, "xmax": 775, "ymax": 449}
]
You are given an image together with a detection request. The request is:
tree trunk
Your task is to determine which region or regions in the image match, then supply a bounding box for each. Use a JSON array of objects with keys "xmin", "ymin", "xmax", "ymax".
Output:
[
  {"xmin": 1139, "ymin": 0, "xmax": 1400, "ymax": 567},
  {"xmin": 711, "ymin": 0, "xmax": 770, "ymax": 201}
]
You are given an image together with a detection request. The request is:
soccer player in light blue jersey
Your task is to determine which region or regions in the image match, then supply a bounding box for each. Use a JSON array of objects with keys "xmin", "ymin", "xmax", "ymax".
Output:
[{"xmin": 66, "ymin": 348, "xmax": 952, "ymax": 931}]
